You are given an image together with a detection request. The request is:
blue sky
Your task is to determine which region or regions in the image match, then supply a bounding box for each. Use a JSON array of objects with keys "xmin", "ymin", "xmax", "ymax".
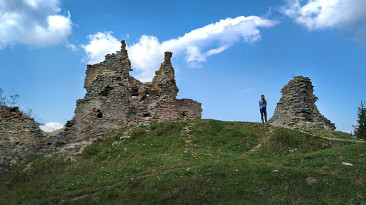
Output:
[{"xmin": 0, "ymin": 0, "xmax": 365, "ymax": 132}]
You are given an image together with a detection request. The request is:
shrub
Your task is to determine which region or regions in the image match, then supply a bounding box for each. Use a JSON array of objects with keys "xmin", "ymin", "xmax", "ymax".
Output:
[{"xmin": 131, "ymin": 127, "xmax": 147, "ymax": 138}]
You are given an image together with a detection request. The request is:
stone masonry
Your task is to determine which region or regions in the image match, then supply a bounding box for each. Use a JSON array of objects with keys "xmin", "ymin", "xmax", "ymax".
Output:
[
  {"xmin": 0, "ymin": 106, "xmax": 45, "ymax": 173},
  {"xmin": 0, "ymin": 41, "xmax": 202, "ymax": 174},
  {"xmin": 59, "ymin": 40, "xmax": 202, "ymax": 140},
  {"xmin": 269, "ymin": 76, "xmax": 336, "ymax": 130}
]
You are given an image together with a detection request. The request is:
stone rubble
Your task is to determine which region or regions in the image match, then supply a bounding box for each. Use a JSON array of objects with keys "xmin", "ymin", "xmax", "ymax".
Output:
[
  {"xmin": 341, "ymin": 162, "xmax": 353, "ymax": 166},
  {"xmin": 269, "ymin": 76, "xmax": 336, "ymax": 130}
]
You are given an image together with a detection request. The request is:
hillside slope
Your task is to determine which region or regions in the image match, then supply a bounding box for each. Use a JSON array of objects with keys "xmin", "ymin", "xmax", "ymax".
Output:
[{"xmin": 0, "ymin": 119, "xmax": 365, "ymax": 204}]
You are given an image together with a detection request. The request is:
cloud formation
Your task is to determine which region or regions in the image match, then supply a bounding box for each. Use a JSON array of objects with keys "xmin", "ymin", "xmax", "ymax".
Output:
[
  {"xmin": 82, "ymin": 16, "xmax": 277, "ymax": 82},
  {"xmin": 40, "ymin": 122, "xmax": 64, "ymax": 132},
  {"xmin": 282, "ymin": 0, "xmax": 366, "ymax": 43},
  {"xmin": 82, "ymin": 32, "xmax": 121, "ymax": 65},
  {"xmin": 0, "ymin": 0, "xmax": 72, "ymax": 48}
]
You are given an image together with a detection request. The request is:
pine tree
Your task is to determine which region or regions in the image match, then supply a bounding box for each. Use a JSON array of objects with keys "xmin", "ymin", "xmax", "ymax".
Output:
[{"xmin": 354, "ymin": 100, "xmax": 366, "ymax": 139}]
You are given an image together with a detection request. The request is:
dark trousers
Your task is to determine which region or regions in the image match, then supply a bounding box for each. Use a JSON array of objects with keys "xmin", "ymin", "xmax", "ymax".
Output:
[{"xmin": 260, "ymin": 108, "xmax": 267, "ymax": 123}]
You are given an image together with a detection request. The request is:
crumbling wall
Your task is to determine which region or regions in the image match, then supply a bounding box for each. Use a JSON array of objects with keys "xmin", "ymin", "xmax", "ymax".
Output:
[
  {"xmin": 0, "ymin": 106, "xmax": 45, "ymax": 173},
  {"xmin": 60, "ymin": 41, "xmax": 202, "ymax": 139},
  {"xmin": 0, "ymin": 41, "xmax": 202, "ymax": 173},
  {"xmin": 269, "ymin": 76, "xmax": 336, "ymax": 130}
]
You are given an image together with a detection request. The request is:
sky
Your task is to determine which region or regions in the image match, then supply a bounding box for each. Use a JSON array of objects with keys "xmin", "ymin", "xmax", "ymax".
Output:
[{"xmin": 0, "ymin": 0, "xmax": 365, "ymax": 132}]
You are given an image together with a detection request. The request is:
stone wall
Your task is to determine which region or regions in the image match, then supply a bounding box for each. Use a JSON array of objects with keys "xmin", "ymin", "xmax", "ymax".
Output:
[
  {"xmin": 269, "ymin": 76, "xmax": 336, "ymax": 130},
  {"xmin": 58, "ymin": 40, "xmax": 202, "ymax": 140},
  {"xmin": 0, "ymin": 40, "xmax": 202, "ymax": 174},
  {"xmin": 0, "ymin": 106, "xmax": 45, "ymax": 173}
]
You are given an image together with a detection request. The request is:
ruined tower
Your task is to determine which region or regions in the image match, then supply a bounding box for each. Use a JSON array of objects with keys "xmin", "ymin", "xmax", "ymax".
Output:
[
  {"xmin": 62, "ymin": 40, "xmax": 202, "ymax": 139},
  {"xmin": 269, "ymin": 76, "xmax": 336, "ymax": 130}
]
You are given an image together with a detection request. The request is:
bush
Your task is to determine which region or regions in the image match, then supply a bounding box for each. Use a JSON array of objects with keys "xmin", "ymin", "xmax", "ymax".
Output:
[
  {"xmin": 152, "ymin": 122, "xmax": 182, "ymax": 137},
  {"xmin": 131, "ymin": 127, "xmax": 147, "ymax": 138},
  {"xmin": 82, "ymin": 144, "xmax": 100, "ymax": 159}
]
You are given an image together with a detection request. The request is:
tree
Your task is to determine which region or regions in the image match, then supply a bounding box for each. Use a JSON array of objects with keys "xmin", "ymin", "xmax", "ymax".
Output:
[
  {"xmin": 354, "ymin": 100, "xmax": 366, "ymax": 139},
  {"xmin": 0, "ymin": 88, "xmax": 7, "ymax": 106}
]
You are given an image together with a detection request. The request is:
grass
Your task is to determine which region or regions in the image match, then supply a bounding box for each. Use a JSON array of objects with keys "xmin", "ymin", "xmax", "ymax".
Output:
[
  {"xmin": 302, "ymin": 127, "xmax": 358, "ymax": 141},
  {"xmin": 0, "ymin": 119, "xmax": 365, "ymax": 204}
]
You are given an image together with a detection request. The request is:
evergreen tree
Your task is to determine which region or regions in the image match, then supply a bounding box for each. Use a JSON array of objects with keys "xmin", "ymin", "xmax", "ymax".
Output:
[{"xmin": 354, "ymin": 100, "xmax": 366, "ymax": 139}]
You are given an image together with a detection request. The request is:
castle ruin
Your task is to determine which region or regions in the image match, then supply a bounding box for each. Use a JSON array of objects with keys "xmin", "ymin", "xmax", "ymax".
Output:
[
  {"xmin": 0, "ymin": 41, "xmax": 202, "ymax": 173},
  {"xmin": 60, "ymin": 40, "xmax": 202, "ymax": 139},
  {"xmin": 269, "ymin": 76, "xmax": 336, "ymax": 130},
  {"xmin": 1, "ymin": 45, "xmax": 340, "ymax": 174}
]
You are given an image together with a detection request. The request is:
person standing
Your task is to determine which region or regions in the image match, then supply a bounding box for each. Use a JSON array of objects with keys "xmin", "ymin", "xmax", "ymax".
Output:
[{"xmin": 259, "ymin": 95, "xmax": 268, "ymax": 124}]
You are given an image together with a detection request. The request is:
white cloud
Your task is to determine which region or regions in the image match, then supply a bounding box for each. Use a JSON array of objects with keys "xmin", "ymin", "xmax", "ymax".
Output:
[
  {"xmin": 128, "ymin": 35, "xmax": 163, "ymax": 79},
  {"xmin": 82, "ymin": 16, "xmax": 277, "ymax": 82},
  {"xmin": 40, "ymin": 122, "xmax": 64, "ymax": 132},
  {"xmin": 282, "ymin": 0, "xmax": 366, "ymax": 42},
  {"xmin": 81, "ymin": 32, "xmax": 121, "ymax": 64},
  {"xmin": 0, "ymin": 0, "xmax": 72, "ymax": 48},
  {"xmin": 66, "ymin": 42, "xmax": 77, "ymax": 51}
]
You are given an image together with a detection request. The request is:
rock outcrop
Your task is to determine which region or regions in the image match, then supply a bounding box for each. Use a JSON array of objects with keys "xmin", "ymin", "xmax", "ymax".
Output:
[
  {"xmin": 0, "ymin": 106, "xmax": 45, "ymax": 173},
  {"xmin": 269, "ymin": 76, "xmax": 336, "ymax": 130},
  {"xmin": 58, "ymin": 40, "xmax": 202, "ymax": 140}
]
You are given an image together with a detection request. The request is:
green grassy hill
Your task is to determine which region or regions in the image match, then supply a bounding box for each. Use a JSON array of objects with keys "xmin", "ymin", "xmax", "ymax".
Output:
[{"xmin": 1, "ymin": 119, "xmax": 365, "ymax": 204}]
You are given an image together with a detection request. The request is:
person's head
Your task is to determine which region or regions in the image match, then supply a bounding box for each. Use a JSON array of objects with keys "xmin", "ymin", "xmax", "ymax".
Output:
[{"xmin": 261, "ymin": 95, "xmax": 265, "ymax": 102}]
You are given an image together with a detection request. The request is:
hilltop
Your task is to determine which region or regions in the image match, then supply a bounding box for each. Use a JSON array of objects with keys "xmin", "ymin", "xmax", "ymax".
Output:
[
  {"xmin": 0, "ymin": 119, "xmax": 365, "ymax": 204},
  {"xmin": 0, "ymin": 40, "xmax": 339, "ymax": 177}
]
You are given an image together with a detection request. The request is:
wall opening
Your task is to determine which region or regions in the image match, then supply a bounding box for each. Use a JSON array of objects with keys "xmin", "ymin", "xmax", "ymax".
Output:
[
  {"xmin": 101, "ymin": 86, "xmax": 113, "ymax": 97},
  {"xmin": 93, "ymin": 108, "xmax": 103, "ymax": 118},
  {"xmin": 143, "ymin": 113, "xmax": 151, "ymax": 117},
  {"xmin": 97, "ymin": 112, "xmax": 103, "ymax": 118},
  {"xmin": 131, "ymin": 88, "xmax": 139, "ymax": 99}
]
